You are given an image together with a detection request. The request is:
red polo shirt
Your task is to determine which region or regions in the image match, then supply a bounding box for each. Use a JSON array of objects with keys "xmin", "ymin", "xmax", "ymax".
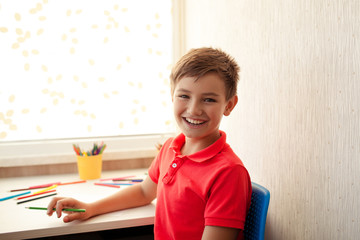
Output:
[{"xmin": 149, "ymin": 131, "xmax": 252, "ymax": 240}]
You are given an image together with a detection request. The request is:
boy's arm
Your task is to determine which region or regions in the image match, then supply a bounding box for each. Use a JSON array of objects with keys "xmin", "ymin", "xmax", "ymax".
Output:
[
  {"xmin": 47, "ymin": 176, "xmax": 157, "ymax": 223},
  {"xmin": 91, "ymin": 175, "xmax": 157, "ymax": 215},
  {"xmin": 202, "ymin": 226, "xmax": 242, "ymax": 240}
]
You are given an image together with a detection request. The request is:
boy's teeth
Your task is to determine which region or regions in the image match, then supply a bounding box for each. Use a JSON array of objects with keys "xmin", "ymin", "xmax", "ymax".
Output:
[{"xmin": 186, "ymin": 118, "xmax": 204, "ymax": 125}]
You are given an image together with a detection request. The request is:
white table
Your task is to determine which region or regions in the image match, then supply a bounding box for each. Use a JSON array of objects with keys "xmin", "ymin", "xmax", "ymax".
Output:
[{"xmin": 0, "ymin": 169, "xmax": 155, "ymax": 240}]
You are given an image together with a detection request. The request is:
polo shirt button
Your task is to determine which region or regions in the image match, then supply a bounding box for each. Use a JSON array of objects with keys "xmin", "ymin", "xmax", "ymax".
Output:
[{"xmin": 172, "ymin": 163, "xmax": 177, "ymax": 168}]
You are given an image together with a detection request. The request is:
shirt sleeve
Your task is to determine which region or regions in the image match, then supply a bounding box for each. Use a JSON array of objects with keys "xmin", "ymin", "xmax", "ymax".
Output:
[
  {"xmin": 148, "ymin": 152, "xmax": 160, "ymax": 184},
  {"xmin": 204, "ymin": 165, "xmax": 252, "ymax": 230},
  {"xmin": 148, "ymin": 137, "xmax": 173, "ymax": 184}
]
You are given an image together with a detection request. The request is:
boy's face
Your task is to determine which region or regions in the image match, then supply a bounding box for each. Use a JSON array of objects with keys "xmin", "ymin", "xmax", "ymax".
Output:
[{"xmin": 172, "ymin": 72, "xmax": 237, "ymax": 146}]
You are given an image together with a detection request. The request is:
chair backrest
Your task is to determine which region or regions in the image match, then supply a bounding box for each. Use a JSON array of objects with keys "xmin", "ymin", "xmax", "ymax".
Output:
[{"xmin": 244, "ymin": 182, "xmax": 270, "ymax": 240}]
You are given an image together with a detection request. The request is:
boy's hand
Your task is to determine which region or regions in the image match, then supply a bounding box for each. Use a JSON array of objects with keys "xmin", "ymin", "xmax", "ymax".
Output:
[{"xmin": 47, "ymin": 197, "xmax": 92, "ymax": 223}]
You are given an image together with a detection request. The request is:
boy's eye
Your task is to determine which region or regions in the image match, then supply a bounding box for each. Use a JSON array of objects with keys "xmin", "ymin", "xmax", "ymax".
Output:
[
  {"xmin": 204, "ymin": 98, "xmax": 216, "ymax": 103},
  {"xmin": 178, "ymin": 95, "xmax": 189, "ymax": 99}
]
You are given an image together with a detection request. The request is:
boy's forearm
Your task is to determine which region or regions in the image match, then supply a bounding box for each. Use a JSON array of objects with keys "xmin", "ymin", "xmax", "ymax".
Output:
[{"xmin": 89, "ymin": 182, "xmax": 154, "ymax": 217}]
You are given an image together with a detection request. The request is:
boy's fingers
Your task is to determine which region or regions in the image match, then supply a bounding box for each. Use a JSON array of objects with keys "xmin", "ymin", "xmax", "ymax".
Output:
[
  {"xmin": 55, "ymin": 199, "xmax": 70, "ymax": 218},
  {"xmin": 63, "ymin": 212, "xmax": 82, "ymax": 223},
  {"xmin": 47, "ymin": 197, "xmax": 64, "ymax": 216},
  {"xmin": 47, "ymin": 197, "xmax": 87, "ymax": 222}
]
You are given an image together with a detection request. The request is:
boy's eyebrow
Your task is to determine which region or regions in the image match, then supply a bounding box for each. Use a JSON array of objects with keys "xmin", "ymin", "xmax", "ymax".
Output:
[
  {"xmin": 203, "ymin": 92, "xmax": 220, "ymax": 97},
  {"xmin": 176, "ymin": 88, "xmax": 220, "ymax": 97},
  {"xmin": 176, "ymin": 88, "xmax": 191, "ymax": 93}
]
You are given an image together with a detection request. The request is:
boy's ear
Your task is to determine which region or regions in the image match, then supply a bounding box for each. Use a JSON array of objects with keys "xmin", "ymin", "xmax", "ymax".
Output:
[{"xmin": 224, "ymin": 95, "xmax": 238, "ymax": 116}]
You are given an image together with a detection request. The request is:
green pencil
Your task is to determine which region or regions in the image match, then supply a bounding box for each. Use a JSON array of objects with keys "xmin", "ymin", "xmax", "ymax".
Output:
[{"xmin": 25, "ymin": 207, "xmax": 86, "ymax": 212}]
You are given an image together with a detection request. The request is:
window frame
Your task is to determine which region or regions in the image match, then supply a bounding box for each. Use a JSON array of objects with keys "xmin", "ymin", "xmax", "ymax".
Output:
[{"xmin": 0, "ymin": 0, "xmax": 185, "ymax": 167}]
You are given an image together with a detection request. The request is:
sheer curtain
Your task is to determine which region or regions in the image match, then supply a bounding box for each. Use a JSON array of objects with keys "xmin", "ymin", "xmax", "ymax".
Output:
[{"xmin": 0, "ymin": 0, "xmax": 175, "ymax": 142}]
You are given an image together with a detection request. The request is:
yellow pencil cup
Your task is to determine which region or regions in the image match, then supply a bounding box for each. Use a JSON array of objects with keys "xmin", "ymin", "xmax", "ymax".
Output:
[{"xmin": 76, "ymin": 154, "xmax": 103, "ymax": 180}]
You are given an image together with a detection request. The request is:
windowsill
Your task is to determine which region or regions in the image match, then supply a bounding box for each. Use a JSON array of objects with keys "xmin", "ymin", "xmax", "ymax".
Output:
[
  {"xmin": 0, "ymin": 134, "xmax": 174, "ymax": 177},
  {"xmin": 0, "ymin": 133, "xmax": 173, "ymax": 168},
  {"xmin": 0, "ymin": 146, "xmax": 161, "ymax": 178},
  {"xmin": 0, "ymin": 151, "xmax": 156, "ymax": 178},
  {"xmin": 0, "ymin": 148, "xmax": 157, "ymax": 167}
]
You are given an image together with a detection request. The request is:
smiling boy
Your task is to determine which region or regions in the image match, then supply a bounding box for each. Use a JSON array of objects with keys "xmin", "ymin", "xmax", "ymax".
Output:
[
  {"xmin": 47, "ymin": 47, "xmax": 252, "ymax": 240},
  {"xmin": 172, "ymin": 72, "xmax": 237, "ymax": 155}
]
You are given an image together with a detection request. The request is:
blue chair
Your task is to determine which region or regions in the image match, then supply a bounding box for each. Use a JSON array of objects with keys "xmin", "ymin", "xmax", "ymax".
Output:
[{"xmin": 244, "ymin": 182, "xmax": 270, "ymax": 240}]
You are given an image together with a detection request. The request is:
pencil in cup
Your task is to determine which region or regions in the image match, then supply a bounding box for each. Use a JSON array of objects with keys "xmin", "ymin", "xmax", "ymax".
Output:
[{"xmin": 73, "ymin": 143, "xmax": 106, "ymax": 156}]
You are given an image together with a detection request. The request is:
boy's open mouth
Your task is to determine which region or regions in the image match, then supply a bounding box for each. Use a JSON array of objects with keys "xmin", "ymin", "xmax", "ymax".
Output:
[{"xmin": 184, "ymin": 117, "xmax": 206, "ymax": 126}]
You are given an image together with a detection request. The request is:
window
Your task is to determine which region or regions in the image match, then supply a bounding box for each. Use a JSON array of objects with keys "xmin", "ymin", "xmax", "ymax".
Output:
[{"xmin": 0, "ymin": 0, "xmax": 180, "ymax": 165}]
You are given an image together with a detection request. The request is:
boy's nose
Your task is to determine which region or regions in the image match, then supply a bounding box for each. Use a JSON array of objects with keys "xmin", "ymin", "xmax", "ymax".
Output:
[{"xmin": 187, "ymin": 101, "xmax": 202, "ymax": 116}]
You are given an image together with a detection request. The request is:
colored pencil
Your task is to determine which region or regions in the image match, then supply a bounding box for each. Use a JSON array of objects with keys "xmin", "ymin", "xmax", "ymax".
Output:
[
  {"xmin": 58, "ymin": 180, "xmax": 86, "ymax": 186},
  {"xmin": 100, "ymin": 175, "xmax": 135, "ymax": 181},
  {"xmin": 17, "ymin": 193, "xmax": 57, "ymax": 205},
  {"xmin": 102, "ymin": 183, "xmax": 134, "ymax": 186},
  {"xmin": 10, "ymin": 181, "xmax": 85, "ymax": 192},
  {"xmin": 98, "ymin": 144, "xmax": 106, "ymax": 154},
  {"xmin": 15, "ymin": 190, "xmax": 56, "ymax": 200},
  {"xmin": 10, "ymin": 182, "xmax": 61, "ymax": 192},
  {"xmin": 112, "ymin": 179, "xmax": 143, "ymax": 182},
  {"xmin": 26, "ymin": 207, "xmax": 86, "ymax": 212},
  {"xmin": 73, "ymin": 142, "xmax": 106, "ymax": 156},
  {"xmin": 30, "ymin": 182, "xmax": 61, "ymax": 189},
  {"xmin": 0, "ymin": 191, "xmax": 31, "ymax": 202},
  {"xmin": 72, "ymin": 144, "xmax": 80, "ymax": 155},
  {"xmin": 94, "ymin": 183, "xmax": 120, "ymax": 188},
  {"xmin": 33, "ymin": 184, "xmax": 57, "ymax": 195}
]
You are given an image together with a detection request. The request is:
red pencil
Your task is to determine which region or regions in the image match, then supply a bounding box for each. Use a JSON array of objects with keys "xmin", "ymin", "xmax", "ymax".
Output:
[
  {"xmin": 15, "ymin": 189, "xmax": 56, "ymax": 200},
  {"xmin": 10, "ymin": 182, "xmax": 61, "ymax": 192},
  {"xmin": 94, "ymin": 183, "xmax": 120, "ymax": 188},
  {"xmin": 58, "ymin": 180, "xmax": 86, "ymax": 186},
  {"xmin": 73, "ymin": 144, "xmax": 80, "ymax": 155},
  {"xmin": 17, "ymin": 193, "xmax": 57, "ymax": 205}
]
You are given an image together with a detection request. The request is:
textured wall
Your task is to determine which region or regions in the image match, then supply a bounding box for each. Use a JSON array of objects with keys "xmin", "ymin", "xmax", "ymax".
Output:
[{"xmin": 184, "ymin": 0, "xmax": 360, "ymax": 239}]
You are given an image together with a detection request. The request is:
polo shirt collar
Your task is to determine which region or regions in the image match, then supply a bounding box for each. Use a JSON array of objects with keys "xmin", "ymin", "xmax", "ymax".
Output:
[{"xmin": 169, "ymin": 130, "xmax": 227, "ymax": 163}]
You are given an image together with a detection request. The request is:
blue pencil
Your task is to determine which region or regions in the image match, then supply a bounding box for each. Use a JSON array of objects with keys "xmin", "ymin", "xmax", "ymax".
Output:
[
  {"xmin": 0, "ymin": 191, "xmax": 31, "ymax": 202},
  {"xmin": 113, "ymin": 179, "xmax": 143, "ymax": 182},
  {"xmin": 101, "ymin": 183, "xmax": 134, "ymax": 186}
]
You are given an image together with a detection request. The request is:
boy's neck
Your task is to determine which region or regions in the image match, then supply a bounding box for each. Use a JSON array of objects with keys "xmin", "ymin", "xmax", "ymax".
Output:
[{"xmin": 180, "ymin": 133, "xmax": 221, "ymax": 156}]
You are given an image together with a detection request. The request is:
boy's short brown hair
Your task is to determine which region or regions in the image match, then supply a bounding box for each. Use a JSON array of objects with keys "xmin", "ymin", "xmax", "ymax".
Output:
[{"xmin": 170, "ymin": 47, "xmax": 240, "ymax": 100}]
